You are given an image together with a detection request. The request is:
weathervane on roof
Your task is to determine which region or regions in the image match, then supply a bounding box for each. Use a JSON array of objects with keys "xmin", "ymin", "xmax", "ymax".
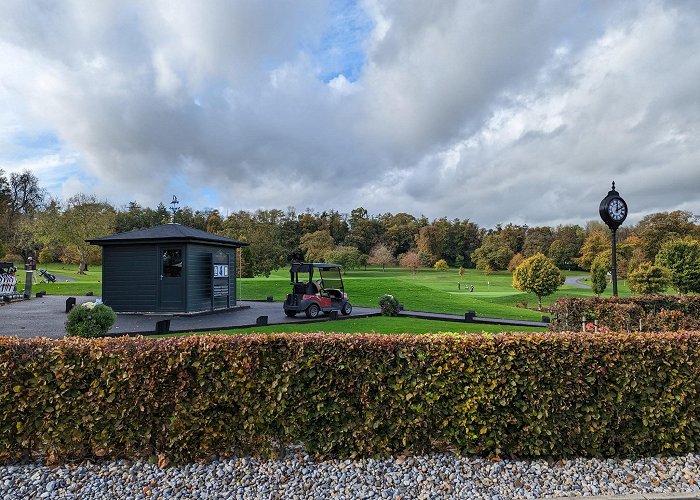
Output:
[{"xmin": 170, "ymin": 195, "xmax": 180, "ymax": 217}]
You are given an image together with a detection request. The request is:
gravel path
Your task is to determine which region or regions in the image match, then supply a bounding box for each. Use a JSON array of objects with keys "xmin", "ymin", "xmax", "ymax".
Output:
[{"xmin": 1, "ymin": 450, "xmax": 698, "ymax": 499}]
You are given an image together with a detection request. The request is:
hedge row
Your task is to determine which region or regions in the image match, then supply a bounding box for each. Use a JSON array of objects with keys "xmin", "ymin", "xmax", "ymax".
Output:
[
  {"xmin": 1, "ymin": 333, "xmax": 699, "ymax": 464},
  {"xmin": 549, "ymin": 295, "xmax": 700, "ymax": 332}
]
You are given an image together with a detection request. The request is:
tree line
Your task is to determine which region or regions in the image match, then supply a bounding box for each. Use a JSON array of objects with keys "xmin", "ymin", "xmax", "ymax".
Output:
[{"xmin": 1, "ymin": 170, "xmax": 699, "ymax": 279}]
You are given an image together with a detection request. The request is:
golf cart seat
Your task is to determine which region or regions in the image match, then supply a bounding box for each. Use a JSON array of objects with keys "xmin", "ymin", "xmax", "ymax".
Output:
[{"xmin": 292, "ymin": 282, "xmax": 319, "ymax": 295}]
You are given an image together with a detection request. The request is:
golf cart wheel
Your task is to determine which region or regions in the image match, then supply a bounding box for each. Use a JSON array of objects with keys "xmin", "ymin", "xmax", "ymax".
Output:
[
  {"xmin": 305, "ymin": 303, "xmax": 320, "ymax": 319},
  {"xmin": 284, "ymin": 310, "xmax": 297, "ymax": 317},
  {"xmin": 341, "ymin": 302, "xmax": 352, "ymax": 316}
]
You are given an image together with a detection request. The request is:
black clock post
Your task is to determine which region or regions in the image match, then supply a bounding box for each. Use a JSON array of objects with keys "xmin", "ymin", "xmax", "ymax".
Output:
[{"xmin": 599, "ymin": 181, "xmax": 628, "ymax": 296}]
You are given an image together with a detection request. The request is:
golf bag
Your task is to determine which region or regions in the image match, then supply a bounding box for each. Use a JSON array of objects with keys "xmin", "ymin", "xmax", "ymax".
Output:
[{"xmin": 38, "ymin": 268, "xmax": 57, "ymax": 283}]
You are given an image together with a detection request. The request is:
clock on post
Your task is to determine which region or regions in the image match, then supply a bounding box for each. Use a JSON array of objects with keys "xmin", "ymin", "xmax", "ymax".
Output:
[{"xmin": 599, "ymin": 181, "xmax": 628, "ymax": 296}]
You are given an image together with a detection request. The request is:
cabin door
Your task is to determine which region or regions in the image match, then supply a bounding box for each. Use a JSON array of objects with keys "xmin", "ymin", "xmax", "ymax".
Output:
[{"xmin": 159, "ymin": 247, "xmax": 185, "ymax": 311}]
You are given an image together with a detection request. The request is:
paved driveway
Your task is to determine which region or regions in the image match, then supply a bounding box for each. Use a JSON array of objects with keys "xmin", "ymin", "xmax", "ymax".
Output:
[
  {"xmin": 565, "ymin": 275, "xmax": 590, "ymax": 289},
  {"xmin": 0, "ymin": 296, "xmax": 380, "ymax": 339}
]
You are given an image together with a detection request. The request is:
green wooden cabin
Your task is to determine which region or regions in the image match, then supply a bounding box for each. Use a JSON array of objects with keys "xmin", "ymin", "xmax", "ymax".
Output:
[{"xmin": 88, "ymin": 224, "xmax": 248, "ymax": 313}]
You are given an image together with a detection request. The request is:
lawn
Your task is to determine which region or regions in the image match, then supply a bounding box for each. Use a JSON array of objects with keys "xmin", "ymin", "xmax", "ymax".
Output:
[
  {"xmin": 237, "ymin": 266, "xmax": 632, "ymax": 321},
  {"xmin": 158, "ymin": 316, "xmax": 546, "ymax": 337},
  {"xmin": 18, "ymin": 262, "xmax": 633, "ymax": 324},
  {"xmin": 14, "ymin": 263, "xmax": 103, "ymax": 297}
]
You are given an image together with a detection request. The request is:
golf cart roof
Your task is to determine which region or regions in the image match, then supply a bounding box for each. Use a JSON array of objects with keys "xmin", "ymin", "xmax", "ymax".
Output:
[{"xmin": 290, "ymin": 262, "xmax": 342, "ymax": 273}]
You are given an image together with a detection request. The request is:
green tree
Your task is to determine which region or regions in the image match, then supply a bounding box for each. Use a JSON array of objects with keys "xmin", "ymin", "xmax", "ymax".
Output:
[
  {"xmin": 0, "ymin": 170, "xmax": 10, "ymax": 246},
  {"xmin": 1, "ymin": 170, "xmax": 45, "ymax": 256},
  {"xmin": 222, "ymin": 210, "xmax": 287, "ymax": 277},
  {"xmin": 345, "ymin": 207, "xmax": 384, "ymax": 255},
  {"xmin": 63, "ymin": 194, "xmax": 116, "ymax": 273},
  {"xmin": 236, "ymin": 236, "xmax": 254, "ymax": 278},
  {"xmin": 522, "ymin": 226, "xmax": 553, "ymax": 258},
  {"xmin": 324, "ymin": 246, "xmax": 362, "ymax": 273},
  {"xmin": 450, "ymin": 219, "xmax": 482, "ymax": 268},
  {"xmin": 590, "ymin": 254, "xmax": 609, "ymax": 296},
  {"xmin": 636, "ymin": 210, "xmax": 699, "ymax": 261},
  {"xmin": 35, "ymin": 194, "xmax": 116, "ymax": 274},
  {"xmin": 319, "ymin": 210, "xmax": 349, "ymax": 246},
  {"xmin": 383, "ymin": 212, "xmax": 419, "ymax": 256},
  {"xmin": 627, "ymin": 263, "xmax": 671, "ymax": 295},
  {"xmin": 472, "ymin": 233, "xmax": 515, "ymax": 271},
  {"xmin": 416, "ymin": 223, "xmax": 443, "ymax": 264},
  {"xmin": 512, "ymin": 253, "xmax": 565, "ymax": 310},
  {"xmin": 655, "ymin": 239, "xmax": 700, "ymax": 294},
  {"xmin": 115, "ymin": 202, "xmax": 148, "ymax": 232},
  {"xmin": 548, "ymin": 225, "xmax": 584, "ymax": 270},
  {"xmin": 434, "ymin": 259, "xmax": 449, "ymax": 271},
  {"xmin": 300, "ymin": 230, "xmax": 335, "ymax": 263},
  {"xmin": 576, "ymin": 228, "xmax": 610, "ymax": 270},
  {"xmin": 172, "ymin": 206, "xmax": 207, "ymax": 230}
]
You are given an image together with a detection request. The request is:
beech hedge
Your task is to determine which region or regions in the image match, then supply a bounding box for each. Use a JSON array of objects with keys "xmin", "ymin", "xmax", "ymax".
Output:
[
  {"xmin": 549, "ymin": 295, "xmax": 700, "ymax": 332},
  {"xmin": 1, "ymin": 332, "xmax": 699, "ymax": 465}
]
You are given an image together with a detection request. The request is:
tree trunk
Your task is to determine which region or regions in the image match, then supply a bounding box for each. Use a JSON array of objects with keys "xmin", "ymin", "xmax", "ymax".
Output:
[
  {"xmin": 537, "ymin": 296, "xmax": 542, "ymax": 311},
  {"xmin": 79, "ymin": 251, "xmax": 88, "ymax": 274}
]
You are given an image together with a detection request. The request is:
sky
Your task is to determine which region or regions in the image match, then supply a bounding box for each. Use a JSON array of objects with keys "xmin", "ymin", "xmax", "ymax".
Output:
[{"xmin": 1, "ymin": 0, "xmax": 699, "ymax": 228}]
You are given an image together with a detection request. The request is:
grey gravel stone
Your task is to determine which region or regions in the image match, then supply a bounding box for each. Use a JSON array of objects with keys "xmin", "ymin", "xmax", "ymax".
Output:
[{"xmin": 0, "ymin": 451, "xmax": 698, "ymax": 499}]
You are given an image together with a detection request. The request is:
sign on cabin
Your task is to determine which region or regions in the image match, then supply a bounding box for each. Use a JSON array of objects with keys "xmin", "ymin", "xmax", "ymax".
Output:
[
  {"xmin": 212, "ymin": 250, "xmax": 230, "ymax": 300},
  {"xmin": 213, "ymin": 264, "xmax": 229, "ymax": 278}
]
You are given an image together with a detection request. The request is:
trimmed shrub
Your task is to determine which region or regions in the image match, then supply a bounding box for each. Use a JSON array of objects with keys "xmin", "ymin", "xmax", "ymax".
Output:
[
  {"xmin": 378, "ymin": 294, "xmax": 400, "ymax": 316},
  {"xmin": 549, "ymin": 295, "xmax": 700, "ymax": 332},
  {"xmin": 0, "ymin": 333, "xmax": 699, "ymax": 465},
  {"xmin": 65, "ymin": 302, "xmax": 116, "ymax": 338}
]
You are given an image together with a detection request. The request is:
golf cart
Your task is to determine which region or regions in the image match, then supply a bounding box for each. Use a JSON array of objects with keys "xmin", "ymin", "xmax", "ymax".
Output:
[{"xmin": 283, "ymin": 262, "xmax": 352, "ymax": 318}]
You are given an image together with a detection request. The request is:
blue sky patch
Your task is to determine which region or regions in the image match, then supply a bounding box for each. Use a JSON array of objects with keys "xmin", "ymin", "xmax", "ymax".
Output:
[
  {"xmin": 314, "ymin": 0, "xmax": 373, "ymax": 82},
  {"xmin": 11, "ymin": 131, "xmax": 62, "ymax": 160}
]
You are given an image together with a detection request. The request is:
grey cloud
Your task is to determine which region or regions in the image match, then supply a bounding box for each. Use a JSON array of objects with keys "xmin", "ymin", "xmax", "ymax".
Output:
[{"xmin": 1, "ymin": 0, "xmax": 699, "ymax": 226}]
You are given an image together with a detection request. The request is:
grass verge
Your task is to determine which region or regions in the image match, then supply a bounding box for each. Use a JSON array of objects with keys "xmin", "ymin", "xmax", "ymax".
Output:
[{"xmin": 158, "ymin": 316, "xmax": 546, "ymax": 337}]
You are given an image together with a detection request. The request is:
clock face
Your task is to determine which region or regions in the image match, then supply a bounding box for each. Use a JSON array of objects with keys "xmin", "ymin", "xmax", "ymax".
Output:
[{"xmin": 607, "ymin": 197, "xmax": 627, "ymax": 221}]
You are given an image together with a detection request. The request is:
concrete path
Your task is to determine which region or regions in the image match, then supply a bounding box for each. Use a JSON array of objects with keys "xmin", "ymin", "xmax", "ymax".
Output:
[
  {"xmin": 398, "ymin": 310, "xmax": 550, "ymax": 328},
  {"xmin": 565, "ymin": 275, "xmax": 590, "ymax": 289},
  {"xmin": 0, "ymin": 296, "xmax": 380, "ymax": 338},
  {"xmin": 0, "ymin": 294, "xmax": 552, "ymax": 338},
  {"xmin": 52, "ymin": 273, "xmax": 77, "ymax": 282},
  {"xmin": 1, "ymin": 295, "xmax": 95, "ymax": 338}
]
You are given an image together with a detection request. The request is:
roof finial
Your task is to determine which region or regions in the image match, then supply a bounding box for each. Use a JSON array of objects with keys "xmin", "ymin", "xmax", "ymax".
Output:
[
  {"xmin": 612, "ymin": 180, "xmax": 616, "ymax": 191},
  {"xmin": 170, "ymin": 195, "xmax": 180, "ymax": 217}
]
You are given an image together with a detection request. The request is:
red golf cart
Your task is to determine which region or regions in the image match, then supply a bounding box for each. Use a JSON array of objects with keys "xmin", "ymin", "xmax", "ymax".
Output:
[{"xmin": 283, "ymin": 262, "xmax": 352, "ymax": 318}]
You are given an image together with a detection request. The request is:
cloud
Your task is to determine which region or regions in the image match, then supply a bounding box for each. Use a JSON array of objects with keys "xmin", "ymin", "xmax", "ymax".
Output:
[{"xmin": 0, "ymin": 0, "xmax": 699, "ymax": 227}]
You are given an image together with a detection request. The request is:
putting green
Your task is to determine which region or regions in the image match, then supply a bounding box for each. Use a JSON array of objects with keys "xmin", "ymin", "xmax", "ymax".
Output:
[{"xmin": 447, "ymin": 291, "xmax": 522, "ymax": 297}]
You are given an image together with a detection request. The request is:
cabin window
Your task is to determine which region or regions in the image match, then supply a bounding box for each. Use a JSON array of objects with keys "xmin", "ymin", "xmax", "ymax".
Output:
[{"xmin": 162, "ymin": 249, "xmax": 183, "ymax": 278}]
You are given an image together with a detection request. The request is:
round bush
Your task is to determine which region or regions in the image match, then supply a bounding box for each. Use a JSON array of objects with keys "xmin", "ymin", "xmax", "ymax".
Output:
[
  {"xmin": 65, "ymin": 302, "xmax": 116, "ymax": 338},
  {"xmin": 378, "ymin": 294, "xmax": 400, "ymax": 317}
]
